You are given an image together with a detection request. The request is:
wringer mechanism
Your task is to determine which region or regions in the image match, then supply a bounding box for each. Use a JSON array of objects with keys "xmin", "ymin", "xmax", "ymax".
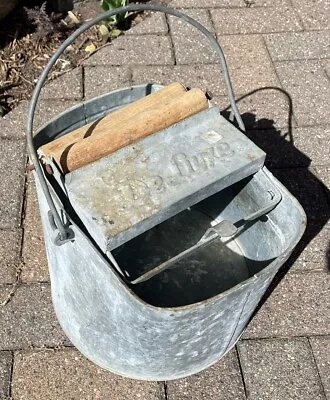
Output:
[{"xmin": 38, "ymin": 83, "xmax": 281, "ymax": 288}]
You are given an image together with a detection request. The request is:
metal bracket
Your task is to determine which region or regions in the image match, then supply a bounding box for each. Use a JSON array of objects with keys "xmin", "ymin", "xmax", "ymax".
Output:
[{"xmin": 48, "ymin": 211, "xmax": 75, "ymax": 246}]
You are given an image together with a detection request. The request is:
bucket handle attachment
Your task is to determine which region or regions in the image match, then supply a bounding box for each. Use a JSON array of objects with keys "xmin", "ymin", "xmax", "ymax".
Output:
[{"xmin": 27, "ymin": 4, "xmax": 245, "ymax": 245}]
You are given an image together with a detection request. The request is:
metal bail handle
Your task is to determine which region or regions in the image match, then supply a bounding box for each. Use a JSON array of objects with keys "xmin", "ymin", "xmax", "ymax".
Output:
[{"xmin": 26, "ymin": 4, "xmax": 245, "ymax": 244}]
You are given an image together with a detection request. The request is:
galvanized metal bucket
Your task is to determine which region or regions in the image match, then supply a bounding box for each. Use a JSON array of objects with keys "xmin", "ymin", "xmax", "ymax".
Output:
[{"xmin": 27, "ymin": 5, "xmax": 306, "ymax": 381}]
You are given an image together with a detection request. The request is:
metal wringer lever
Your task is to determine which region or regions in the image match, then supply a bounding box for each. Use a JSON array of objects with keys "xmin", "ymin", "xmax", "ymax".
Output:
[{"xmin": 130, "ymin": 183, "xmax": 282, "ymax": 284}]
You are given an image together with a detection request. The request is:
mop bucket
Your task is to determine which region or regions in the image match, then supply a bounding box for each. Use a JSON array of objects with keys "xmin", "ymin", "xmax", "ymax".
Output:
[{"xmin": 27, "ymin": 5, "xmax": 306, "ymax": 381}]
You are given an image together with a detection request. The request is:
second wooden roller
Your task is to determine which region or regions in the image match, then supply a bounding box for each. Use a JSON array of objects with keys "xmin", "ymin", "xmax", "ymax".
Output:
[{"xmin": 39, "ymin": 86, "xmax": 209, "ymax": 173}]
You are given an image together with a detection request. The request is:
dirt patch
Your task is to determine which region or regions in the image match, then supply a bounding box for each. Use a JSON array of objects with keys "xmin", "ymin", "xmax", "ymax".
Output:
[{"xmin": 0, "ymin": 0, "xmax": 170, "ymax": 116}]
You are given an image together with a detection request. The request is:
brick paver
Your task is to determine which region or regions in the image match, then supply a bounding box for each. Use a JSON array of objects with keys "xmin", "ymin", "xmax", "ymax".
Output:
[
  {"xmin": 131, "ymin": 64, "xmax": 226, "ymax": 101},
  {"xmin": 33, "ymin": 99, "xmax": 80, "ymax": 129},
  {"xmin": 244, "ymin": 272, "xmax": 330, "ymax": 338},
  {"xmin": 125, "ymin": 12, "xmax": 168, "ymax": 35},
  {"xmin": 248, "ymin": 125, "xmax": 330, "ymax": 169},
  {"xmin": 0, "ymin": 229, "xmax": 22, "ymax": 284},
  {"xmin": 168, "ymin": 8, "xmax": 214, "ymax": 32},
  {"xmin": 166, "ymin": 350, "xmax": 246, "ymax": 400},
  {"xmin": 219, "ymin": 34, "xmax": 280, "ymax": 94},
  {"xmin": 0, "ymin": 102, "xmax": 29, "ymax": 140},
  {"xmin": 210, "ymin": 7, "xmax": 303, "ymax": 35},
  {"xmin": 0, "ymin": 99, "xmax": 81, "ymax": 141},
  {"xmin": 0, "ymin": 284, "xmax": 67, "ymax": 350},
  {"xmin": 1, "ymin": 0, "xmax": 329, "ymax": 398},
  {"xmin": 21, "ymin": 176, "xmax": 49, "ymax": 283},
  {"xmin": 291, "ymin": 0, "xmax": 330, "ymax": 30},
  {"xmin": 0, "ymin": 139, "xmax": 26, "ymax": 229},
  {"xmin": 221, "ymin": 87, "xmax": 296, "ymax": 130},
  {"xmin": 324, "ymin": 59, "xmax": 330, "ymax": 78},
  {"xmin": 12, "ymin": 348, "xmax": 164, "ymax": 400},
  {"xmin": 169, "ymin": 9, "xmax": 217, "ymax": 64},
  {"xmin": 0, "ymin": 351, "xmax": 12, "ymax": 398},
  {"xmin": 40, "ymin": 67, "xmax": 83, "ymax": 100},
  {"xmin": 291, "ymin": 221, "xmax": 330, "ymax": 272},
  {"xmin": 292, "ymin": 126, "xmax": 330, "ymax": 167},
  {"xmin": 275, "ymin": 60, "xmax": 330, "ymax": 127},
  {"xmin": 172, "ymin": 33, "xmax": 218, "ymax": 64},
  {"xmin": 83, "ymin": 35, "xmax": 174, "ymax": 66},
  {"xmin": 314, "ymin": 166, "xmax": 330, "ymax": 198},
  {"xmin": 265, "ymin": 31, "xmax": 330, "ymax": 61},
  {"xmin": 272, "ymin": 168, "xmax": 329, "ymax": 221},
  {"xmin": 84, "ymin": 66, "xmax": 131, "ymax": 99},
  {"xmin": 310, "ymin": 337, "xmax": 330, "ymax": 400},
  {"xmin": 238, "ymin": 338, "xmax": 326, "ymax": 400}
]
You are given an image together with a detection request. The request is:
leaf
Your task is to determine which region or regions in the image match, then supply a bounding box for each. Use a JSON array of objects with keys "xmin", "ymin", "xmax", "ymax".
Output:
[
  {"xmin": 99, "ymin": 24, "xmax": 110, "ymax": 38},
  {"xmin": 85, "ymin": 43, "xmax": 96, "ymax": 54},
  {"xmin": 68, "ymin": 11, "xmax": 80, "ymax": 24},
  {"xmin": 101, "ymin": 0, "xmax": 110, "ymax": 11},
  {"xmin": 111, "ymin": 29, "xmax": 122, "ymax": 38},
  {"xmin": 100, "ymin": 0, "xmax": 129, "ymax": 25}
]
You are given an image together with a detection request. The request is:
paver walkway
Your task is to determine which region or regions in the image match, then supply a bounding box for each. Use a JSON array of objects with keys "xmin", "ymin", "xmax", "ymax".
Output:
[{"xmin": 0, "ymin": 0, "xmax": 329, "ymax": 398}]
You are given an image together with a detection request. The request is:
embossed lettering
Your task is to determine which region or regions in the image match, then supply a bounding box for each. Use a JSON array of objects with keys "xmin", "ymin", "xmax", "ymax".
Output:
[
  {"xmin": 173, "ymin": 153, "xmax": 194, "ymax": 176},
  {"xmin": 128, "ymin": 179, "xmax": 148, "ymax": 200},
  {"xmin": 147, "ymin": 175, "xmax": 165, "ymax": 193},
  {"xmin": 214, "ymin": 142, "xmax": 234, "ymax": 158},
  {"xmin": 103, "ymin": 140, "xmax": 236, "ymax": 202}
]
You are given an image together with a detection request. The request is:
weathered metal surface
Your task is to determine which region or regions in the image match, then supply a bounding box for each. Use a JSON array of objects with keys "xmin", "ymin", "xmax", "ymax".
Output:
[
  {"xmin": 65, "ymin": 107, "xmax": 266, "ymax": 251},
  {"xmin": 31, "ymin": 84, "xmax": 306, "ymax": 380},
  {"xmin": 34, "ymin": 166, "xmax": 306, "ymax": 380}
]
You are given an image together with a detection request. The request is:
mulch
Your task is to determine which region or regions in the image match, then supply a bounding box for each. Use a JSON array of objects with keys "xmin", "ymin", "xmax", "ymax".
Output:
[{"xmin": 0, "ymin": 0, "xmax": 169, "ymax": 117}]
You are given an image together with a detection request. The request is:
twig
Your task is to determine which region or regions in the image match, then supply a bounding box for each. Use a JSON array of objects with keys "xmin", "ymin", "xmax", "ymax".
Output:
[{"xmin": 20, "ymin": 75, "xmax": 34, "ymax": 85}]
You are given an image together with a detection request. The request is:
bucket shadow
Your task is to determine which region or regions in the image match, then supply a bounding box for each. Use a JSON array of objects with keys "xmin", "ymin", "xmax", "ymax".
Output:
[{"xmin": 221, "ymin": 86, "xmax": 330, "ymax": 311}]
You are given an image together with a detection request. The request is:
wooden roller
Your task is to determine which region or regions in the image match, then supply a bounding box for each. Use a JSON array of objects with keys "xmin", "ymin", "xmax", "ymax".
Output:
[
  {"xmin": 40, "ymin": 82, "xmax": 186, "ymax": 155},
  {"xmin": 39, "ymin": 86, "xmax": 208, "ymax": 173}
]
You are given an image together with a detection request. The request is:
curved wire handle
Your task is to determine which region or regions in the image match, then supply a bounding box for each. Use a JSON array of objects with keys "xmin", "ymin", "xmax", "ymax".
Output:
[{"xmin": 27, "ymin": 4, "xmax": 245, "ymax": 243}]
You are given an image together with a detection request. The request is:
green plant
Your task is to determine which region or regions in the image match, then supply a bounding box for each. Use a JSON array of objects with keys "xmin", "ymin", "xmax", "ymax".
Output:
[{"xmin": 101, "ymin": 0, "xmax": 129, "ymax": 26}]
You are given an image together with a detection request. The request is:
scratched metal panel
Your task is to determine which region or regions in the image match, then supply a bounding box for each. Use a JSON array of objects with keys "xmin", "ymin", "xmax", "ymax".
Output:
[
  {"xmin": 33, "ymin": 167, "xmax": 306, "ymax": 380},
  {"xmin": 65, "ymin": 107, "xmax": 266, "ymax": 251},
  {"xmin": 31, "ymin": 84, "xmax": 306, "ymax": 380}
]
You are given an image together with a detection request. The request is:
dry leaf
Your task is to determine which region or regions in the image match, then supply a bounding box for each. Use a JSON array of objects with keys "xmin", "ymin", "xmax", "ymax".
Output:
[
  {"xmin": 111, "ymin": 29, "xmax": 122, "ymax": 38},
  {"xmin": 99, "ymin": 24, "xmax": 110, "ymax": 37},
  {"xmin": 85, "ymin": 43, "xmax": 96, "ymax": 54},
  {"xmin": 68, "ymin": 11, "xmax": 80, "ymax": 24}
]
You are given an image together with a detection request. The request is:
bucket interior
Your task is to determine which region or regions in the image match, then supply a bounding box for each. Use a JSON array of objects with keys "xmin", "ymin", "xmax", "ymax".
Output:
[{"xmin": 112, "ymin": 173, "xmax": 285, "ymax": 308}]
